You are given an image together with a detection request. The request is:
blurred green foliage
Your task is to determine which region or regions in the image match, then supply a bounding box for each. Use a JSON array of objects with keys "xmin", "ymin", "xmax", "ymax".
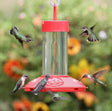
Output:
[{"xmin": 0, "ymin": 0, "xmax": 112, "ymax": 111}]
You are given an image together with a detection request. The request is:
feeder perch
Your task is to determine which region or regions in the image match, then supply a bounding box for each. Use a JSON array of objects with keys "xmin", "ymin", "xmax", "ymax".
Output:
[{"xmin": 23, "ymin": 0, "xmax": 87, "ymax": 92}]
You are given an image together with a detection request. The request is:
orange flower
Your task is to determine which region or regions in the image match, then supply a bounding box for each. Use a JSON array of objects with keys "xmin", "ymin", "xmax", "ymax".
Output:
[
  {"xmin": 13, "ymin": 101, "xmax": 25, "ymax": 111},
  {"xmin": 75, "ymin": 91, "xmax": 98, "ymax": 107},
  {"xmin": 3, "ymin": 60, "xmax": 23, "ymax": 80},
  {"xmin": 13, "ymin": 98, "xmax": 31, "ymax": 111},
  {"xmin": 20, "ymin": 97, "xmax": 32, "ymax": 111},
  {"xmin": 68, "ymin": 37, "xmax": 81, "ymax": 56},
  {"xmin": 32, "ymin": 14, "xmax": 42, "ymax": 26}
]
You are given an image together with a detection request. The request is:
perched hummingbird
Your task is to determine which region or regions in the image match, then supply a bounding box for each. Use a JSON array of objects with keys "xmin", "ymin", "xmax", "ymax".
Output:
[
  {"xmin": 47, "ymin": 89, "xmax": 68, "ymax": 102},
  {"xmin": 32, "ymin": 75, "xmax": 50, "ymax": 95},
  {"xmin": 79, "ymin": 25, "xmax": 99, "ymax": 42},
  {"xmin": 79, "ymin": 69, "xmax": 107, "ymax": 86},
  {"xmin": 12, "ymin": 74, "xmax": 29, "ymax": 94},
  {"xmin": 10, "ymin": 26, "xmax": 32, "ymax": 47}
]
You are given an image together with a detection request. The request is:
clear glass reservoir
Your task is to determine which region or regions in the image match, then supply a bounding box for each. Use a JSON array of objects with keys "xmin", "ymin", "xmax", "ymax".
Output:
[{"xmin": 43, "ymin": 32, "xmax": 68, "ymax": 75}]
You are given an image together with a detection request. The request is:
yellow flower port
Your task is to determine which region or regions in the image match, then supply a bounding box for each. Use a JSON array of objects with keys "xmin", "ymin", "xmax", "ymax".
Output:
[{"xmin": 32, "ymin": 102, "xmax": 50, "ymax": 111}]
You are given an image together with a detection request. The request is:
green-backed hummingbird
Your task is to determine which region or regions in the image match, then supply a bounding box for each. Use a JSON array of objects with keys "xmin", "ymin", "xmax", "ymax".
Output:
[
  {"xmin": 47, "ymin": 89, "xmax": 68, "ymax": 102},
  {"xmin": 32, "ymin": 75, "xmax": 50, "ymax": 95},
  {"xmin": 12, "ymin": 74, "xmax": 29, "ymax": 94},
  {"xmin": 10, "ymin": 27, "xmax": 32, "ymax": 47},
  {"xmin": 79, "ymin": 25, "xmax": 99, "ymax": 42},
  {"xmin": 79, "ymin": 69, "xmax": 107, "ymax": 86}
]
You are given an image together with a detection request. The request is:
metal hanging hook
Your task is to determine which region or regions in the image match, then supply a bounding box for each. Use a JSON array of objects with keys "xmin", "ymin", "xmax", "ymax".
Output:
[{"xmin": 50, "ymin": 0, "xmax": 60, "ymax": 7}]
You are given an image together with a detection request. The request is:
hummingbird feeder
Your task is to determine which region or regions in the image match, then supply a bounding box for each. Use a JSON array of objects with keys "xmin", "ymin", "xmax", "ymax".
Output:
[{"xmin": 23, "ymin": 0, "xmax": 87, "ymax": 92}]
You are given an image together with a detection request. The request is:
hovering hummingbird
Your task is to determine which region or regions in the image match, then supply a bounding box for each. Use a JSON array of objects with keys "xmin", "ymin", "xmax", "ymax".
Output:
[
  {"xmin": 10, "ymin": 26, "xmax": 32, "ymax": 47},
  {"xmin": 47, "ymin": 89, "xmax": 68, "ymax": 102},
  {"xmin": 79, "ymin": 69, "xmax": 107, "ymax": 86},
  {"xmin": 79, "ymin": 25, "xmax": 99, "ymax": 42},
  {"xmin": 32, "ymin": 75, "xmax": 50, "ymax": 95},
  {"xmin": 12, "ymin": 74, "xmax": 29, "ymax": 94}
]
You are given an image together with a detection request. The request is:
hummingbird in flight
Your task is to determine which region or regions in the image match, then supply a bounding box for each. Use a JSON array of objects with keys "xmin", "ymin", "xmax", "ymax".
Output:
[
  {"xmin": 10, "ymin": 26, "xmax": 32, "ymax": 47},
  {"xmin": 12, "ymin": 74, "xmax": 29, "ymax": 94},
  {"xmin": 47, "ymin": 89, "xmax": 68, "ymax": 102},
  {"xmin": 79, "ymin": 25, "xmax": 99, "ymax": 42},
  {"xmin": 32, "ymin": 75, "xmax": 50, "ymax": 95},
  {"xmin": 79, "ymin": 69, "xmax": 107, "ymax": 86}
]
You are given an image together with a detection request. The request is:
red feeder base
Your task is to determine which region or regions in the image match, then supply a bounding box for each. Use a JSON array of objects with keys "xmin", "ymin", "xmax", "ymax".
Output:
[{"xmin": 23, "ymin": 75, "xmax": 87, "ymax": 92}]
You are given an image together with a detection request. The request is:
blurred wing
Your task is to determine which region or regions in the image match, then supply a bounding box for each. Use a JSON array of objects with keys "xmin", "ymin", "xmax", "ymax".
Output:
[
  {"xmin": 47, "ymin": 89, "xmax": 54, "ymax": 96},
  {"xmin": 17, "ymin": 39, "xmax": 23, "ymax": 47},
  {"xmin": 90, "ymin": 24, "xmax": 96, "ymax": 31},
  {"xmin": 59, "ymin": 96, "xmax": 68, "ymax": 100},
  {"xmin": 80, "ymin": 30, "xmax": 88, "ymax": 37},
  {"xmin": 93, "ymin": 69, "xmax": 107, "ymax": 79}
]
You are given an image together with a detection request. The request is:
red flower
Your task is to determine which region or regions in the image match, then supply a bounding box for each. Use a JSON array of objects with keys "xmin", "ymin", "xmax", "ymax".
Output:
[{"xmin": 3, "ymin": 60, "xmax": 23, "ymax": 80}]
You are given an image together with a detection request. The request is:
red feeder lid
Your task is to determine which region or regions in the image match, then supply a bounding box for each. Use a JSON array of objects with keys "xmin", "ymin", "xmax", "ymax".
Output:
[
  {"xmin": 42, "ymin": 4, "xmax": 69, "ymax": 32},
  {"xmin": 23, "ymin": 75, "xmax": 87, "ymax": 92},
  {"xmin": 42, "ymin": 21, "xmax": 69, "ymax": 32}
]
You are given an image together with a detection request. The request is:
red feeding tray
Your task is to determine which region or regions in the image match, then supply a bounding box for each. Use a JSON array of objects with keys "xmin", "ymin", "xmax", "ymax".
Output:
[{"xmin": 23, "ymin": 75, "xmax": 87, "ymax": 92}]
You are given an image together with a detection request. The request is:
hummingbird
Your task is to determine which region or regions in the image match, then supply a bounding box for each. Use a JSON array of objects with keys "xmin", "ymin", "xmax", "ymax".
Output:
[
  {"xmin": 47, "ymin": 89, "xmax": 68, "ymax": 102},
  {"xmin": 10, "ymin": 26, "xmax": 32, "ymax": 47},
  {"xmin": 79, "ymin": 25, "xmax": 99, "ymax": 42},
  {"xmin": 79, "ymin": 69, "xmax": 107, "ymax": 86},
  {"xmin": 32, "ymin": 75, "xmax": 50, "ymax": 95},
  {"xmin": 12, "ymin": 74, "xmax": 29, "ymax": 94}
]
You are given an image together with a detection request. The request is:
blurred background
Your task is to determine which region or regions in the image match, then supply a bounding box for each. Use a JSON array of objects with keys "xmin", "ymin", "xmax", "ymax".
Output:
[{"xmin": 0, "ymin": 0, "xmax": 112, "ymax": 111}]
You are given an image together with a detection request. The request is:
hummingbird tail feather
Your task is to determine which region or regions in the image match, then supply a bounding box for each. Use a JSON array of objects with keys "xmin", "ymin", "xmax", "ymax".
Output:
[
  {"xmin": 11, "ymin": 90, "xmax": 16, "ymax": 94},
  {"xmin": 14, "ymin": 26, "xmax": 19, "ymax": 32},
  {"xmin": 10, "ymin": 28, "xmax": 14, "ymax": 35}
]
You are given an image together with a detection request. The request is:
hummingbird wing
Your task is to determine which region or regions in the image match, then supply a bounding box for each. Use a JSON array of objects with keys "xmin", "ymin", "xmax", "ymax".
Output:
[
  {"xmin": 17, "ymin": 38, "xmax": 23, "ymax": 47},
  {"xmin": 58, "ymin": 96, "xmax": 68, "ymax": 100},
  {"xmin": 80, "ymin": 30, "xmax": 88, "ymax": 37},
  {"xmin": 14, "ymin": 36, "xmax": 23, "ymax": 47},
  {"xmin": 90, "ymin": 25, "xmax": 96, "ymax": 31},
  {"xmin": 12, "ymin": 79, "xmax": 22, "ymax": 94},
  {"xmin": 18, "ymin": 39, "xmax": 23, "ymax": 47},
  {"xmin": 47, "ymin": 89, "xmax": 55, "ymax": 96},
  {"xmin": 92, "ymin": 69, "xmax": 107, "ymax": 79}
]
